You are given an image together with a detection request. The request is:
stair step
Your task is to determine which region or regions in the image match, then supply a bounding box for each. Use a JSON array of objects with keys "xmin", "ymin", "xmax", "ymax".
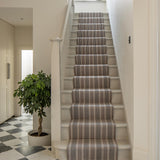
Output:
[
  {"xmin": 66, "ymin": 54, "xmax": 116, "ymax": 65},
  {"xmin": 53, "ymin": 140, "xmax": 131, "ymax": 160},
  {"xmin": 73, "ymin": 13, "xmax": 109, "ymax": 19},
  {"xmin": 72, "ymin": 18, "xmax": 110, "ymax": 24},
  {"xmin": 69, "ymin": 45, "xmax": 115, "ymax": 55},
  {"xmin": 63, "ymin": 76, "xmax": 120, "ymax": 89},
  {"xmin": 61, "ymin": 120, "xmax": 128, "ymax": 141},
  {"xmin": 61, "ymin": 89, "xmax": 123, "ymax": 105},
  {"xmin": 71, "ymin": 30, "xmax": 112, "ymax": 38},
  {"xmin": 61, "ymin": 104, "xmax": 125, "ymax": 121},
  {"xmin": 72, "ymin": 24, "xmax": 111, "ymax": 31},
  {"xmin": 70, "ymin": 38, "xmax": 113, "ymax": 46},
  {"xmin": 65, "ymin": 65, "xmax": 119, "ymax": 77}
]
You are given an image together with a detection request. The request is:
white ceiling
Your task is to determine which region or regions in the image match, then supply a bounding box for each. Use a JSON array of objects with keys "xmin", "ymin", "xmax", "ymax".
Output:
[{"xmin": 0, "ymin": 8, "xmax": 33, "ymax": 26}]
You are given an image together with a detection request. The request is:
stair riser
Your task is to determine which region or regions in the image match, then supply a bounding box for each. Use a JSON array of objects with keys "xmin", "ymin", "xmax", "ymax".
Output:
[
  {"xmin": 66, "ymin": 55, "xmax": 116, "ymax": 65},
  {"xmin": 61, "ymin": 91, "xmax": 123, "ymax": 105},
  {"xmin": 61, "ymin": 126, "xmax": 128, "ymax": 141},
  {"xmin": 71, "ymin": 31, "xmax": 112, "ymax": 39},
  {"xmin": 69, "ymin": 47, "xmax": 115, "ymax": 55},
  {"xmin": 63, "ymin": 78, "xmax": 120, "ymax": 90},
  {"xmin": 72, "ymin": 25, "xmax": 111, "ymax": 31},
  {"xmin": 73, "ymin": 14, "xmax": 109, "ymax": 19},
  {"xmin": 61, "ymin": 107, "xmax": 125, "ymax": 121},
  {"xmin": 70, "ymin": 39, "xmax": 113, "ymax": 46},
  {"xmin": 73, "ymin": 19, "xmax": 110, "ymax": 25},
  {"xmin": 55, "ymin": 148, "xmax": 131, "ymax": 160},
  {"xmin": 65, "ymin": 67, "xmax": 119, "ymax": 77}
]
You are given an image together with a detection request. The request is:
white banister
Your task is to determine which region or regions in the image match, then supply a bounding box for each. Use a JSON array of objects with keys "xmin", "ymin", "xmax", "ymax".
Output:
[
  {"xmin": 51, "ymin": 38, "xmax": 62, "ymax": 145},
  {"xmin": 50, "ymin": 0, "xmax": 74, "ymax": 150}
]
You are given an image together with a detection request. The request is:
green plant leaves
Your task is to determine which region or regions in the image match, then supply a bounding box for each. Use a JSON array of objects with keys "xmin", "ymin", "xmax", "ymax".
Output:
[{"xmin": 13, "ymin": 71, "xmax": 51, "ymax": 119}]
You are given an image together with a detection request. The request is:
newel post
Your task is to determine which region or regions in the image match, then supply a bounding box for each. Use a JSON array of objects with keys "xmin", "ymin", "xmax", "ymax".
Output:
[{"xmin": 50, "ymin": 38, "xmax": 62, "ymax": 146}]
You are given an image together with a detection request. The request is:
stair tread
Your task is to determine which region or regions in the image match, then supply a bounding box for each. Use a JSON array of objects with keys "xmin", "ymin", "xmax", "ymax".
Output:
[
  {"xmin": 64, "ymin": 76, "xmax": 119, "ymax": 79},
  {"xmin": 70, "ymin": 37, "xmax": 112, "ymax": 40},
  {"xmin": 73, "ymin": 18, "xmax": 109, "ymax": 20},
  {"xmin": 71, "ymin": 30, "xmax": 111, "ymax": 33},
  {"xmin": 74, "ymin": 12, "xmax": 108, "ymax": 14},
  {"xmin": 61, "ymin": 89, "xmax": 122, "ymax": 93},
  {"xmin": 64, "ymin": 76, "xmax": 119, "ymax": 80},
  {"xmin": 61, "ymin": 120, "xmax": 127, "ymax": 127},
  {"xmin": 62, "ymin": 104, "xmax": 124, "ymax": 109},
  {"xmin": 73, "ymin": 23, "xmax": 110, "ymax": 26},
  {"xmin": 67, "ymin": 54, "xmax": 115, "ymax": 58},
  {"xmin": 66, "ymin": 64, "xmax": 117, "ymax": 68},
  {"xmin": 54, "ymin": 140, "xmax": 131, "ymax": 150},
  {"xmin": 70, "ymin": 45, "xmax": 114, "ymax": 47}
]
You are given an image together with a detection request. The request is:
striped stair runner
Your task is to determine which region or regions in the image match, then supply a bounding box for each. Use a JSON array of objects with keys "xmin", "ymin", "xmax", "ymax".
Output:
[{"xmin": 67, "ymin": 12, "xmax": 118, "ymax": 160}]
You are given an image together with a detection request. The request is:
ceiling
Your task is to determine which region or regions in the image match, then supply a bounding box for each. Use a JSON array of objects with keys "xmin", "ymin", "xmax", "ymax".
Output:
[{"xmin": 0, "ymin": 8, "xmax": 33, "ymax": 26}]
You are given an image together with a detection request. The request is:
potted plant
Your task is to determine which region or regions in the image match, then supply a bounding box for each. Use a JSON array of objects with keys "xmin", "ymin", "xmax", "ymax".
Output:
[{"xmin": 14, "ymin": 71, "xmax": 51, "ymax": 146}]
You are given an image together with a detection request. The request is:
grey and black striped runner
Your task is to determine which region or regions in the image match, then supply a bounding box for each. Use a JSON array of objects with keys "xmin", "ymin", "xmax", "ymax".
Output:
[{"xmin": 68, "ymin": 12, "xmax": 118, "ymax": 160}]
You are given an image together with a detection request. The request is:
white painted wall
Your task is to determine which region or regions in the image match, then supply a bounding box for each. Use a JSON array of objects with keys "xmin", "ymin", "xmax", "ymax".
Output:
[
  {"xmin": 108, "ymin": 0, "xmax": 158, "ymax": 159},
  {"xmin": 0, "ymin": 19, "xmax": 14, "ymax": 123},
  {"xmin": 107, "ymin": 0, "xmax": 133, "ymax": 143},
  {"xmin": 32, "ymin": 0, "xmax": 67, "ymax": 132},
  {"xmin": 158, "ymin": 1, "xmax": 160, "ymax": 158},
  {"xmin": 14, "ymin": 26, "xmax": 33, "ymax": 116},
  {"xmin": 133, "ymin": 0, "xmax": 150, "ymax": 159},
  {"xmin": 0, "ymin": 0, "xmax": 68, "ymax": 131}
]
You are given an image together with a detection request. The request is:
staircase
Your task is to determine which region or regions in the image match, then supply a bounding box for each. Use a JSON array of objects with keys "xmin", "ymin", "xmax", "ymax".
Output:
[{"xmin": 53, "ymin": 6, "xmax": 131, "ymax": 160}]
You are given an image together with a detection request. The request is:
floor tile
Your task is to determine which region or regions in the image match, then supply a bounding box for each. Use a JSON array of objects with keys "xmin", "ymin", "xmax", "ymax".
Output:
[
  {"xmin": 1, "ymin": 125, "xmax": 17, "ymax": 131},
  {"xmin": 7, "ymin": 118, "xmax": 17, "ymax": 122},
  {"xmin": 7, "ymin": 128, "xmax": 22, "ymax": 134},
  {"xmin": 0, "ymin": 149, "xmax": 24, "ymax": 160},
  {"xmin": 13, "ymin": 132, "xmax": 28, "ymax": 138},
  {"xmin": 0, "ymin": 114, "xmax": 52, "ymax": 159},
  {"xmin": 0, "ymin": 131, "xmax": 10, "ymax": 137},
  {"xmin": 19, "ymin": 136, "xmax": 28, "ymax": 142},
  {"xmin": 14, "ymin": 123, "xmax": 29, "ymax": 127},
  {"xmin": 0, "ymin": 123, "xmax": 11, "ymax": 127},
  {"xmin": 0, "ymin": 135, "xmax": 16, "ymax": 142},
  {"xmin": 3, "ymin": 138, "xmax": 24, "ymax": 146},
  {"xmin": 18, "ymin": 158, "xmax": 29, "ymax": 160},
  {"xmin": 8, "ymin": 121, "xmax": 22, "ymax": 125},
  {"xmin": 27, "ymin": 150, "xmax": 55, "ymax": 160},
  {"xmin": 0, "ymin": 143, "xmax": 12, "ymax": 153},
  {"xmin": 20, "ymin": 126, "xmax": 32, "ymax": 131},
  {"xmin": 16, "ymin": 146, "xmax": 45, "ymax": 156}
]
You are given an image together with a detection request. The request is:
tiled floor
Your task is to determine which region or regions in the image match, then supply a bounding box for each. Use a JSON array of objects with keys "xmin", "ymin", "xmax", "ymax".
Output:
[{"xmin": 0, "ymin": 114, "xmax": 56, "ymax": 160}]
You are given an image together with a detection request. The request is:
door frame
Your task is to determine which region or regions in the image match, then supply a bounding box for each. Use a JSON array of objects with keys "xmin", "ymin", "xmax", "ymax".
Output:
[
  {"xmin": 148, "ymin": 0, "xmax": 159, "ymax": 159},
  {"xmin": 14, "ymin": 46, "xmax": 33, "ymax": 116}
]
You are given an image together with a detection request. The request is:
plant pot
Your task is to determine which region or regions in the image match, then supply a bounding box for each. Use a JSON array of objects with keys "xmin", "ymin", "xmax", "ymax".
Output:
[{"xmin": 28, "ymin": 130, "xmax": 51, "ymax": 146}]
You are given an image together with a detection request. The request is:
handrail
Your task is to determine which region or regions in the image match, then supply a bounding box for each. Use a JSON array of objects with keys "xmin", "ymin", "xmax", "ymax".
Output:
[{"xmin": 61, "ymin": 0, "xmax": 74, "ymax": 43}]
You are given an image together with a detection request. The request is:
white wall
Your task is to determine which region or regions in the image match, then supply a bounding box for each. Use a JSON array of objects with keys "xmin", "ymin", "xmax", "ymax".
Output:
[
  {"xmin": 14, "ymin": 26, "xmax": 33, "ymax": 116},
  {"xmin": 133, "ymin": 0, "xmax": 150, "ymax": 159},
  {"xmin": 0, "ymin": 19, "xmax": 14, "ymax": 123},
  {"xmin": 158, "ymin": 1, "xmax": 160, "ymax": 158},
  {"xmin": 32, "ymin": 0, "xmax": 67, "ymax": 132},
  {"xmin": 0, "ymin": 0, "xmax": 68, "ymax": 131},
  {"xmin": 108, "ymin": 0, "xmax": 158, "ymax": 159},
  {"xmin": 107, "ymin": 0, "xmax": 134, "ymax": 143}
]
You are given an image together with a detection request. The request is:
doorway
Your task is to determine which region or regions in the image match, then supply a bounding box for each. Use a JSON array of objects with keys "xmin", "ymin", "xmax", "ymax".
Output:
[{"xmin": 21, "ymin": 50, "xmax": 33, "ymax": 114}]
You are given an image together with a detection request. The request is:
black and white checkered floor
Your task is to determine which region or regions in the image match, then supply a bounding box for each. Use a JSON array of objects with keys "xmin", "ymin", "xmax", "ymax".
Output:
[{"xmin": 0, "ymin": 114, "xmax": 56, "ymax": 160}]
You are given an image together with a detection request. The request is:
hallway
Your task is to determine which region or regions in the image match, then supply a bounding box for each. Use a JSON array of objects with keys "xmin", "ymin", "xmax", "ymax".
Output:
[{"xmin": 0, "ymin": 115, "xmax": 54, "ymax": 160}]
